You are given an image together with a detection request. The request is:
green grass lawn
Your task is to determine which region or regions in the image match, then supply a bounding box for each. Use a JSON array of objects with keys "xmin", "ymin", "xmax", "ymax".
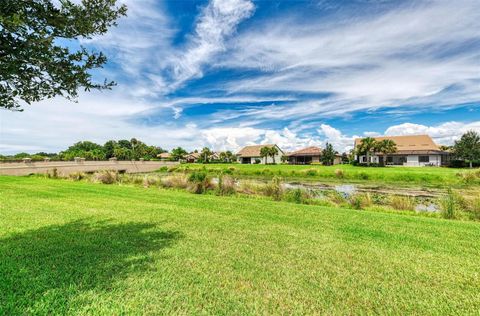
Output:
[
  {"xmin": 1, "ymin": 176, "xmax": 480, "ymax": 314},
  {"xmin": 169, "ymin": 163, "xmax": 472, "ymax": 188}
]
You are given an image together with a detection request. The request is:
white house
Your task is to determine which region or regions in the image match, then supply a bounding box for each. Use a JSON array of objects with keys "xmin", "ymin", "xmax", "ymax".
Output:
[
  {"xmin": 354, "ymin": 135, "xmax": 450, "ymax": 167},
  {"xmin": 236, "ymin": 144, "xmax": 284, "ymax": 164}
]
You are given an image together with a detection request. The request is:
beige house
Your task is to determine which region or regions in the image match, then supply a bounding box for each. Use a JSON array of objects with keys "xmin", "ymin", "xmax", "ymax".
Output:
[
  {"xmin": 237, "ymin": 144, "xmax": 284, "ymax": 164},
  {"xmin": 186, "ymin": 152, "xmax": 200, "ymax": 163},
  {"xmin": 157, "ymin": 152, "xmax": 171, "ymax": 160},
  {"xmin": 287, "ymin": 146, "xmax": 342, "ymax": 165},
  {"xmin": 354, "ymin": 134, "xmax": 450, "ymax": 166}
]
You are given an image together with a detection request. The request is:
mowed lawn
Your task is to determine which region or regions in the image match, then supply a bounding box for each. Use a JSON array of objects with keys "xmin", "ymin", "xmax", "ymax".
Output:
[
  {"xmin": 1, "ymin": 176, "xmax": 480, "ymax": 315},
  {"xmin": 173, "ymin": 163, "xmax": 468, "ymax": 188}
]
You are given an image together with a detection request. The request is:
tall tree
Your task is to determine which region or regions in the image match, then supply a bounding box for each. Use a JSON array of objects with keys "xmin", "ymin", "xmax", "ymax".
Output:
[
  {"xmin": 374, "ymin": 139, "xmax": 397, "ymax": 166},
  {"xmin": 453, "ymin": 131, "xmax": 480, "ymax": 168},
  {"xmin": 0, "ymin": 0, "xmax": 127, "ymax": 110},
  {"xmin": 103, "ymin": 140, "xmax": 117, "ymax": 159},
  {"xmin": 268, "ymin": 146, "xmax": 279, "ymax": 164},
  {"xmin": 200, "ymin": 147, "xmax": 212, "ymax": 163},
  {"xmin": 219, "ymin": 151, "xmax": 234, "ymax": 163},
  {"xmin": 356, "ymin": 137, "xmax": 377, "ymax": 166},
  {"xmin": 321, "ymin": 143, "xmax": 336, "ymax": 166},
  {"xmin": 171, "ymin": 147, "xmax": 187, "ymax": 161},
  {"xmin": 260, "ymin": 146, "xmax": 270, "ymax": 164}
]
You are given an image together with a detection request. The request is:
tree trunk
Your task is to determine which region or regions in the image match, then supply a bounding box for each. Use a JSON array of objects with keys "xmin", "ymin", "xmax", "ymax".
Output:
[
  {"xmin": 470, "ymin": 161, "xmax": 473, "ymax": 169},
  {"xmin": 366, "ymin": 152, "xmax": 370, "ymax": 166}
]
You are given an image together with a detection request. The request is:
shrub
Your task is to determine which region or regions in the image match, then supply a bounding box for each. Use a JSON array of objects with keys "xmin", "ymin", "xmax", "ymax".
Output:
[
  {"xmin": 167, "ymin": 166, "xmax": 178, "ymax": 173},
  {"xmin": 93, "ymin": 170, "xmax": 119, "ymax": 184},
  {"xmin": 263, "ymin": 177, "xmax": 284, "ymax": 201},
  {"xmin": 349, "ymin": 194, "xmax": 363, "ymax": 210},
  {"xmin": 187, "ymin": 171, "xmax": 212, "ymax": 194},
  {"xmin": 440, "ymin": 189, "xmax": 457, "ymax": 219},
  {"xmin": 142, "ymin": 175, "xmax": 160, "ymax": 188},
  {"xmin": 304, "ymin": 168, "xmax": 317, "ymax": 176},
  {"xmin": 254, "ymin": 158, "xmax": 261, "ymax": 164},
  {"xmin": 357, "ymin": 172, "xmax": 369, "ymax": 180},
  {"xmin": 389, "ymin": 195, "xmax": 415, "ymax": 211},
  {"xmin": 286, "ymin": 188, "xmax": 303, "ymax": 204},
  {"xmin": 457, "ymin": 171, "xmax": 480, "ymax": 184},
  {"xmin": 325, "ymin": 191, "xmax": 346, "ymax": 205},
  {"xmin": 284, "ymin": 188, "xmax": 313, "ymax": 204},
  {"xmin": 69, "ymin": 171, "xmax": 86, "ymax": 181},
  {"xmin": 216, "ymin": 174, "xmax": 236, "ymax": 196},
  {"xmin": 348, "ymin": 193, "xmax": 373, "ymax": 210},
  {"xmin": 158, "ymin": 166, "xmax": 168, "ymax": 172},
  {"xmin": 334, "ymin": 169, "xmax": 345, "ymax": 179},
  {"xmin": 48, "ymin": 168, "xmax": 59, "ymax": 179},
  {"xmin": 371, "ymin": 193, "xmax": 388, "ymax": 205}
]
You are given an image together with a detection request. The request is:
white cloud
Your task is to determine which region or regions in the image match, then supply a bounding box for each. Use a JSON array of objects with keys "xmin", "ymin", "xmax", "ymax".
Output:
[
  {"xmin": 81, "ymin": 0, "xmax": 176, "ymax": 98},
  {"xmin": 318, "ymin": 124, "xmax": 359, "ymax": 152},
  {"xmin": 384, "ymin": 121, "xmax": 480, "ymax": 146},
  {"xmin": 215, "ymin": 0, "xmax": 480, "ymax": 122},
  {"xmin": 201, "ymin": 127, "xmax": 264, "ymax": 151},
  {"xmin": 169, "ymin": 0, "xmax": 254, "ymax": 89}
]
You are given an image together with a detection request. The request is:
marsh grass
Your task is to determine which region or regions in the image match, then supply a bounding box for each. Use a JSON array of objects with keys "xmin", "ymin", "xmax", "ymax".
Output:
[
  {"xmin": 173, "ymin": 163, "xmax": 471, "ymax": 188},
  {"xmin": 334, "ymin": 168, "xmax": 345, "ymax": 178},
  {"xmin": 263, "ymin": 177, "xmax": 284, "ymax": 201},
  {"xmin": 92, "ymin": 170, "xmax": 119, "ymax": 184},
  {"xmin": 68, "ymin": 171, "xmax": 86, "ymax": 181},
  {"xmin": 216, "ymin": 174, "xmax": 236, "ymax": 196},
  {"xmin": 161, "ymin": 173, "xmax": 189, "ymax": 189},
  {"xmin": 389, "ymin": 195, "xmax": 416, "ymax": 211},
  {"xmin": 441, "ymin": 189, "xmax": 457, "ymax": 219}
]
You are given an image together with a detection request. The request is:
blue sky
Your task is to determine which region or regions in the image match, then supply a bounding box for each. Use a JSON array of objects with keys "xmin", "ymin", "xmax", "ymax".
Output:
[{"xmin": 1, "ymin": 0, "xmax": 479, "ymax": 154}]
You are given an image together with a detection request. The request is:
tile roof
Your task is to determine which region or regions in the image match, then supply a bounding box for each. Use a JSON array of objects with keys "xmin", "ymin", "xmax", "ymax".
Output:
[
  {"xmin": 354, "ymin": 135, "xmax": 440, "ymax": 152},
  {"xmin": 288, "ymin": 146, "xmax": 322, "ymax": 156},
  {"xmin": 157, "ymin": 152, "xmax": 171, "ymax": 158},
  {"xmin": 237, "ymin": 144, "xmax": 280, "ymax": 157}
]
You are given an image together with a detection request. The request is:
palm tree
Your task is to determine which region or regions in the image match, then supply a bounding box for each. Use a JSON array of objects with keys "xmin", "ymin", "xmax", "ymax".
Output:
[
  {"xmin": 357, "ymin": 137, "xmax": 377, "ymax": 166},
  {"xmin": 200, "ymin": 147, "xmax": 212, "ymax": 163},
  {"xmin": 375, "ymin": 139, "xmax": 397, "ymax": 166},
  {"xmin": 269, "ymin": 146, "xmax": 279, "ymax": 164},
  {"xmin": 260, "ymin": 146, "xmax": 270, "ymax": 164}
]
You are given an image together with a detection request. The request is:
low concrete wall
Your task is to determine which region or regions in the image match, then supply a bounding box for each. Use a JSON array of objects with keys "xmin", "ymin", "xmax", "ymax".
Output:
[{"xmin": 0, "ymin": 160, "xmax": 178, "ymax": 176}]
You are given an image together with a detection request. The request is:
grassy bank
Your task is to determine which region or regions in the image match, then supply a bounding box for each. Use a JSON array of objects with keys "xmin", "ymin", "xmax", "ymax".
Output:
[
  {"xmin": 165, "ymin": 163, "xmax": 478, "ymax": 188},
  {"xmin": 1, "ymin": 176, "xmax": 480, "ymax": 314}
]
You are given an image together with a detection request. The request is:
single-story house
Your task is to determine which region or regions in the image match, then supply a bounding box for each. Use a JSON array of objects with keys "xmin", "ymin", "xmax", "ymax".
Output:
[
  {"xmin": 157, "ymin": 152, "xmax": 171, "ymax": 160},
  {"xmin": 354, "ymin": 135, "xmax": 450, "ymax": 166},
  {"xmin": 186, "ymin": 152, "xmax": 200, "ymax": 163},
  {"xmin": 236, "ymin": 144, "xmax": 284, "ymax": 164},
  {"xmin": 287, "ymin": 146, "xmax": 342, "ymax": 165}
]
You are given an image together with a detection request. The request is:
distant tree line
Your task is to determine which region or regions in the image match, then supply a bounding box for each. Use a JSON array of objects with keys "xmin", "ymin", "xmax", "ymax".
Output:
[{"xmin": 0, "ymin": 138, "xmax": 166, "ymax": 162}]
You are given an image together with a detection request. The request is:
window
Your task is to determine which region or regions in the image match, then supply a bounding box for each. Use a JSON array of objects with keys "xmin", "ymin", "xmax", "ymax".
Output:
[
  {"xmin": 387, "ymin": 156, "xmax": 393, "ymax": 163},
  {"xmin": 419, "ymin": 156, "xmax": 429, "ymax": 163}
]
